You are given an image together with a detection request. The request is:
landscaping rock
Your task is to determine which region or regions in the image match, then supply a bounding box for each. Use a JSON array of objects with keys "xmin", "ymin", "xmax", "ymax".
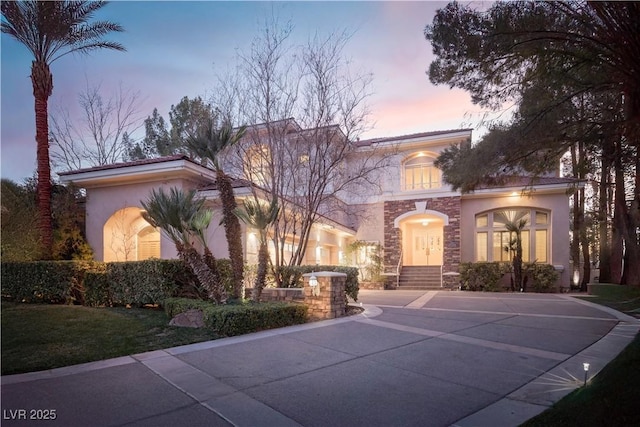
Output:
[{"xmin": 169, "ymin": 309, "xmax": 205, "ymax": 328}]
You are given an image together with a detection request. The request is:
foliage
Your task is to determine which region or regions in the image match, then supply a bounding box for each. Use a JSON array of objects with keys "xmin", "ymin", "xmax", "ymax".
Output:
[
  {"xmin": 1, "ymin": 302, "xmax": 216, "ymax": 376},
  {"xmin": 274, "ymin": 265, "xmax": 359, "ymax": 302},
  {"xmin": 1, "ymin": 259, "xmax": 235, "ymax": 307},
  {"xmin": 124, "ymin": 96, "xmax": 216, "ymax": 160},
  {"xmin": 163, "ymin": 297, "xmax": 214, "ymax": 318},
  {"xmin": 83, "ymin": 259, "xmax": 234, "ymax": 307},
  {"xmin": 460, "ymin": 262, "xmax": 559, "ymax": 293},
  {"xmin": 1, "ymin": 261, "xmax": 103, "ymax": 304},
  {"xmin": 141, "ymin": 187, "xmax": 226, "ymax": 303},
  {"xmin": 1, "ymin": 179, "xmax": 93, "ymax": 261},
  {"xmin": 459, "ymin": 262, "xmax": 508, "ymax": 292},
  {"xmin": 1, "ymin": 0, "xmax": 125, "ymax": 259},
  {"xmin": 523, "ymin": 263, "xmax": 559, "ymax": 293},
  {"xmin": 521, "ymin": 332, "xmax": 640, "ymax": 427},
  {"xmin": 165, "ymin": 297, "xmax": 308, "ymax": 337},
  {"xmin": 499, "ymin": 211, "xmax": 528, "ymax": 291},
  {"xmin": 50, "ymin": 183, "xmax": 94, "ymax": 260},
  {"xmin": 187, "ymin": 120, "xmax": 247, "ymax": 299},
  {"xmin": 343, "ymin": 240, "xmax": 384, "ymax": 282},
  {"xmin": 235, "ymin": 197, "xmax": 280, "ymax": 301},
  {"xmin": 0, "ymin": 179, "xmax": 40, "ymax": 261},
  {"xmin": 425, "ymin": 1, "xmax": 640, "ymax": 285},
  {"xmin": 204, "ymin": 302, "xmax": 308, "ymax": 337}
]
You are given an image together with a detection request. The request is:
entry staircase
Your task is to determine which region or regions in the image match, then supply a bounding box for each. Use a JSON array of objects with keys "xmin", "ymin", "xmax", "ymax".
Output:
[{"xmin": 397, "ymin": 266, "xmax": 443, "ymax": 290}]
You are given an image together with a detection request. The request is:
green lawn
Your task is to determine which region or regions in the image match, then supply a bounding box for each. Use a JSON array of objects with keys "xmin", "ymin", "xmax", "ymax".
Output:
[
  {"xmin": 522, "ymin": 284, "xmax": 640, "ymax": 426},
  {"xmin": 1, "ymin": 302, "xmax": 218, "ymax": 376}
]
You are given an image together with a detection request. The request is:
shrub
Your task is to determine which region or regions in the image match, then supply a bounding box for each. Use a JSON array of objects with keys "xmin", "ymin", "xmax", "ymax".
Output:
[
  {"xmin": 459, "ymin": 262, "xmax": 508, "ymax": 292},
  {"xmin": 163, "ymin": 297, "xmax": 214, "ymax": 318},
  {"xmin": 524, "ymin": 263, "xmax": 559, "ymax": 293},
  {"xmin": 203, "ymin": 302, "xmax": 308, "ymax": 336},
  {"xmin": 1, "ymin": 261, "xmax": 103, "ymax": 304},
  {"xmin": 164, "ymin": 297, "xmax": 308, "ymax": 336},
  {"xmin": 83, "ymin": 270, "xmax": 111, "ymax": 306},
  {"xmin": 459, "ymin": 262, "xmax": 559, "ymax": 293},
  {"xmin": 274, "ymin": 265, "xmax": 359, "ymax": 302}
]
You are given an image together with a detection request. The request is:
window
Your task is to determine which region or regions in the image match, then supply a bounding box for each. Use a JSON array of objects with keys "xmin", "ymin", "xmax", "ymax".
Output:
[
  {"xmin": 244, "ymin": 144, "xmax": 270, "ymax": 186},
  {"xmin": 404, "ymin": 156, "xmax": 441, "ymax": 190},
  {"xmin": 475, "ymin": 209, "xmax": 549, "ymax": 263},
  {"xmin": 137, "ymin": 226, "xmax": 160, "ymax": 260}
]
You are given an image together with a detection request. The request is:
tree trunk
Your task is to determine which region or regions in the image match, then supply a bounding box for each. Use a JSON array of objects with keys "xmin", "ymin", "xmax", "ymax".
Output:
[
  {"xmin": 611, "ymin": 138, "xmax": 625, "ymax": 283},
  {"xmin": 31, "ymin": 60, "xmax": 54, "ymax": 260},
  {"xmin": 217, "ymin": 170, "xmax": 244, "ymax": 299},
  {"xmin": 176, "ymin": 242, "xmax": 225, "ymax": 303},
  {"xmin": 252, "ymin": 240, "xmax": 269, "ymax": 302},
  {"xmin": 598, "ymin": 137, "xmax": 613, "ymax": 282},
  {"xmin": 570, "ymin": 144, "xmax": 581, "ymax": 288},
  {"xmin": 514, "ymin": 233, "xmax": 523, "ymax": 291}
]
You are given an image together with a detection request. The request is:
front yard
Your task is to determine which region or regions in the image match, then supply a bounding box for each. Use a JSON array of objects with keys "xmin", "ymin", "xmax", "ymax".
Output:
[{"xmin": 0, "ymin": 302, "xmax": 217, "ymax": 376}]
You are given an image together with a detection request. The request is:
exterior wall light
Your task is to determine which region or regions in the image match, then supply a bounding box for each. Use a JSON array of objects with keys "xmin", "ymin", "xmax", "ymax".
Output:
[
  {"xmin": 309, "ymin": 275, "xmax": 319, "ymax": 296},
  {"xmin": 583, "ymin": 362, "xmax": 590, "ymax": 386}
]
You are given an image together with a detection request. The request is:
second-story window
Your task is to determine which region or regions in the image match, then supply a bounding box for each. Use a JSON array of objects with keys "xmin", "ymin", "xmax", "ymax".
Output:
[
  {"xmin": 243, "ymin": 144, "xmax": 270, "ymax": 186},
  {"xmin": 404, "ymin": 155, "xmax": 441, "ymax": 190}
]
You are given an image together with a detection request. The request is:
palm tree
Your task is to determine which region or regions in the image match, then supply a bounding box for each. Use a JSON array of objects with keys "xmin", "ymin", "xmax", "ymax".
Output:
[
  {"xmin": 187, "ymin": 118, "xmax": 247, "ymax": 299},
  {"xmin": 141, "ymin": 187, "xmax": 226, "ymax": 303},
  {"xmin": 497, "ymin": 211, "xmax": 528, "ymax": 292},
  {"xmin": 1, "ymin": 1, "xmax": 125, "ymax": 259},
  {"xmin": 235, "ymin": 197, "xmax": 279, "ymax": 301}
]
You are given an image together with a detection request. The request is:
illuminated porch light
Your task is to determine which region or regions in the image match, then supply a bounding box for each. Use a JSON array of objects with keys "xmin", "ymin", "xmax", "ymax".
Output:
[
  {"xmin": 309, "ymin": 275, "xmax": 319, "ymax": 296},
  {"xmin": 510, "ymin": 191, "xmax": 519, "ymax": 197},
  {"xmin": 421, "ymin": 220, "xmax": 430, "ymax": 226}
]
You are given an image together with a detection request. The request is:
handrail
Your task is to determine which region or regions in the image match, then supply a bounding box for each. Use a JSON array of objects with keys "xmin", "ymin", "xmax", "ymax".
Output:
[{"xmin": 396, "ymin": 249, "xmax": 403, "ymax": 288}]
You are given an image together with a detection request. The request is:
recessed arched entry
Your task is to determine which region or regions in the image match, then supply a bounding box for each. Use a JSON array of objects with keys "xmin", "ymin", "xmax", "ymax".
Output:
[
  {"xmin": 103, "ymin": 207, "xmax": 160, "ymax": 262},
  {"xmin": 394, "ymin": 205, "xmax": 449, "ymax": 267}
]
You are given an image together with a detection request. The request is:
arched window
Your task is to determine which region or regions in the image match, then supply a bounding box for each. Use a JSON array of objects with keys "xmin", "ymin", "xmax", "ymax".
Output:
[
  {"xmin": 403, "ymin": 155, "xmax": 441, "ymax": 190},
  {"xmin": 103, "ymin": 207, "xmax": 160, "ymax": 262},
  {"xmin": 475, "ymin": 208, "xmax": 549, "ymax": 263},
  {"xmin": 137, "ymin": 226, "xmax": 160, "ymax": 260}
]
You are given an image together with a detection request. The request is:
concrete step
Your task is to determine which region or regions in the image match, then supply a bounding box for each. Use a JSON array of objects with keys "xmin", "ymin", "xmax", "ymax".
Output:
[{"xmin": 396, "ymin": 285, "xmax": 446, "ymax": 290}]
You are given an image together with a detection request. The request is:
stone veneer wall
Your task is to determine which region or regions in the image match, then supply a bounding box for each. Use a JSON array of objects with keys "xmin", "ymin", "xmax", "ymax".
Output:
[{"xmin": 383, "ymin": 197, "xmax": 461, "ymax": 288}]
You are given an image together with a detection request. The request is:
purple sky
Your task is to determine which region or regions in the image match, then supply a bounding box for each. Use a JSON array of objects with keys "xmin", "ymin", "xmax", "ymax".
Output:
[{"xmin": 1, "ymin": 1, "xmax": 492, "ymax": 183}]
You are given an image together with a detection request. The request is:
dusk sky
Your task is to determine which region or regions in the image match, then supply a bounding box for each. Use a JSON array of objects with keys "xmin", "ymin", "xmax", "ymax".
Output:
[{"xmin": 1, "ymin": 1, "xmax": 493, "ymax": 183}]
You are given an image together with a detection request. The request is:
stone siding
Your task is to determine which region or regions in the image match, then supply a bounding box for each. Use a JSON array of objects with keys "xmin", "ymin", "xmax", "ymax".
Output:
[{"xmin": 384, "ymin": 197, "xmax": 461, "ymax": 284}]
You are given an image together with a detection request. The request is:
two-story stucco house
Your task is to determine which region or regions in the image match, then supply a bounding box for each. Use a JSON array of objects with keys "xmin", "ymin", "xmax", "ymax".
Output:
[{"xmin": 59, "ymin": 121, "xmax": 574, "ymax": 289}]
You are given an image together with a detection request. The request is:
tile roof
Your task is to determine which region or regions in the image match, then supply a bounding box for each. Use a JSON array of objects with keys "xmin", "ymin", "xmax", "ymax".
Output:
[
  {"xmin": 475, "ymin": 175, "xmax": 581, "ymax": 190},
  {"xmin": 58, "ymin": 155, "xmax": 200, "ymax": 176},
  {"xmin": 356, "ymin": 129, "xmax": 473, "ymax": 147}
]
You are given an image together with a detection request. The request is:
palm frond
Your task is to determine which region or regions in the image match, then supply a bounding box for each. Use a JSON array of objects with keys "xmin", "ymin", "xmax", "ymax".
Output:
[{"xmin": 1, "ymin": 0, "xmax": 124, "ymax": 63}]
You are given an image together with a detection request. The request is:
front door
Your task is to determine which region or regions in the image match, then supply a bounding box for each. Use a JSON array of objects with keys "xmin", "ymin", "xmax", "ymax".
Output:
[{"xmin": 403, "ymin": 221, "xmax": 443, "ymax": 266}]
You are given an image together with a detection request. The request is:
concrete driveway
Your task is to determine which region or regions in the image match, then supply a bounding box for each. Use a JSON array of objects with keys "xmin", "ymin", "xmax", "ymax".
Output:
[{"xmin": 2, "ymin": 290, "xmax": 638, "ymax": 427}]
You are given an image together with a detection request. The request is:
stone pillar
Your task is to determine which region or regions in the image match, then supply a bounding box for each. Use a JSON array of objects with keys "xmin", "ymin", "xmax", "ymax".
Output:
[{"xmin": 302, "ymin": 272, "xmax": 346, "ymax": 320}]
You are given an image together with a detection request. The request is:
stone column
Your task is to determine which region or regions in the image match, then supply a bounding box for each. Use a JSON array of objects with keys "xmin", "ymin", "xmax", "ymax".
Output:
[{"xmin": 302, "ymin": 272, "xmax": 346, "ymax": 320}]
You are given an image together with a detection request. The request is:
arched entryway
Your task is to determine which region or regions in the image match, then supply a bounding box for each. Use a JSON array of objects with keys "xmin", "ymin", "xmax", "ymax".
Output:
[{"xmin": 394, "ymin": 206, "xmax": 449, "ymax": 267}]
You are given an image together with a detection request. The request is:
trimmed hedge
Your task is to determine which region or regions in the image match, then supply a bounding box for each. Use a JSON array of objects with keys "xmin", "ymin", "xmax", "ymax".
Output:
[
  {"xmin": 84, "ymin": 260, "xmax": 180, "ymax": 306},
  {"xmin": 523, "ymin": 263, "xmax": 559, "ymax": 293},
  {"xmin": 1, "ymin": 259, "xmax": 234, "ymax": 307},
  {"xmin": 460, "ymin": 262, "xmax": 507, "ymax": 292},
  {"xmin": 1, "ymin": 261, "xmax": 103, "ymax": 304},
  {"xmin": 460, "ymin": 262, "xmax": 559, "ymax": 293},
  {"xmin": 275, "ymin": 265, "xmax": 359, "ymax": 302},
  {"xmin": 1, "ymin": 260, "xmax": 359, "ymax": 306},
  {"xmin": 165, "ymin": 297, "xmax": 308, "ymax": 336}
]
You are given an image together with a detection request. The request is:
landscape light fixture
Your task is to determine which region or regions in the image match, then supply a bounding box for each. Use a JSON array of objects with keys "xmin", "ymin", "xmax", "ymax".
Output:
[
  {"xmin": 583, "ymin": 362, "xmax": 590, "ymax": 386},
  {"xmin": 309, "ymin": 275, "xmax": 319, "ymax": 296}
]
